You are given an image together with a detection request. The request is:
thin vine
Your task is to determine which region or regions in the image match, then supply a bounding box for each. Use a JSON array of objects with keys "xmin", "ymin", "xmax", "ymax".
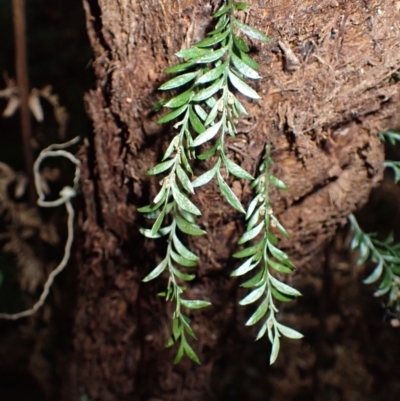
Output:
[{"xmin": 232, "ymin": 144, "xmax": 302, "ymax": 364}]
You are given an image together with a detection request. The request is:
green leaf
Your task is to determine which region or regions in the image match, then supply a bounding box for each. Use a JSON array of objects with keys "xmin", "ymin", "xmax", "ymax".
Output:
[
  {"xmin": 234, "ymin": 95, "xmax": 249, "ymax": 115},
  {"xmin": 176, "ymin": 163, "xmax": 194, "ymax": 194},
  {"xmin": 170, "ymin": 248, "xmax": 198, "ymax": 267},
  {"xmin": 271, "ymin": 287, "xmax": 294, "ymax": 302},
  {"xmin": 171, "ymin": 266, "xmax": 196, "ymax": 281},
  {"xmin": 173, "ymin": 342, "xmax": 185, "ymax": 364},
  {"xmin": 270, "ymin": 331, "xmax": 280, "ymax": 364},
  {"xmin": 171, "ymin": 182, "xmax": 201, "ymax": 215},
  {"xmin": 240, "ymin": 50, "xmax": 260, "ymax": 70},
  {"xmin": 198, "ymin": 141, "xmax": 219, "ymax": 160},
  {"xmin": 192, "ymin": 119, "xmax": 223, "ymax": 147},
  {"xmin": 241, "ymin": 269, "xmax": 264, "ymax": 288},
  {"xmin": 239, "ymin": 283, "xmax": 267, "ymax": 305},
  {"xmin": 238, "ymin": 221, "xmax": 264, "ymax": 244},
  {"xmin": 164, "ymin": 89, "xmax": 194, "ymax": 108},
  {"xmin": 255, "ymin": 320, "xmax": 268, "ymax": 340},
  {"xmin": 233, "ymin": 243, "xmax": 261, "ymax": 258},
  {"xmin": 181, "ymin": 299, "xmax": 212, "ymax": 309},
  {"xmin": 233, "ymin": 36, "xmax": 250, "ymax": 52},
  {"xmin": 197, "ymin": 62, "xmax": 227, "ymax": 84},
  {"xmin": 176, "ymin": 213, "xmax": 206, "ymax": 236},
  {"xmin": 157, "ymin": 105, "xmax": 188, "ymax": 124},
  {"xmin": 213, "ymin": 4, "xmax": 232, "ymax": 18},
  {"xmin": 180, "ymin": 149, "xmax": 193, "ymax": 175},
  {"xmin": 194, "ymin": 104, "xmax": 208, "ymax": 121},
  {"xmin": 270, "ymin": 175, "xmax": 288, "ymax": 190},
  {"xmin": 151, "ymin": 207, "xmax": 166, "ymax": 235},
  {"xmin": 217, "ymin": 171, "xmax": 246, "ymax": 213},
  {"xmin": 172, "ymin": 233, "xmax": 200, "ymax": 262},
  {"xmin": 234, "ymin": 2, "xmax": 250, "ymax": 11},
  {"xmin": 231, "ymin": 53, "xmax": 261, "ymax": 79},
  {"xmin": 224, "ymin": 157, "xmax": 254, "ymax": 180},
  {"xmin": 162, "ymin": 136, "xmax": 179, "ymax": 160},
  {"xmin": 231, "ymin": 257, "xmax": 256, "ymax": 276},
  {"xmin": 276, "ymin": 323, "xmax": 303, "ymax": 339},
  {"xmin": 139, "ymin": 226, "xmax": 171, "ymax": 239},
  {"xmin": 245, "ymin": 194, "xmax": 261, "ymax": 219},
  {"xmin": 269, "ymin": 275, "xmax": 301, "ymax": 297},
  {"xmin": 189, "ymin": 107, "xmax": 205, "ymax": 134},
  {"xmin": 204, "ymin": 99, "xmax": 221, "ymax": 127},
  {"xmin": 192, "ymin": 77, "xmax": 223, "ymax": 102},
  {"xmin": 228, "ymin": 70, "xmax": 261, "ymax": 99},
  {"xmin": 165, "ymin": 61, "xmax": 195, "ymax": 74},
  {"xmin": 138, "ymin": 201, "xmax": 164, "ymax": 214},
  {"xmin": 147, "ymin": 158, "xmax": 176, "ymax": 175},
  {"xmin": 181, "ymin": 315, "xmax": 197, "ymax": 339},
  {"xmin": 159, "ymin": 72, "xmax": 198, "ymax": 90},
  {"xmin": 165, "ymin": 337, "xmax": 175, "ymax": 347},
  {"xmin": 268, "ymin": 259, "xmax": 293, "ymax": 274},
  {"xmin": 245, "ymin": 297, "xmax": 269, "ymax": 326},
  {"xmin": 195, "ymin": 46, "xmax": 228, "ymax": 64},
  {"xmin": 270, "ymin": 215, "xmax": 290, "ymax": 238},
  {"xmin": 192, "ymin": 162, "xmax": 219, "ymax": 188},
  {"xmin": 176, "ymin": 46, "xmax": 209, "ymax": 59},
  {"xmin": 183, "ymin": 340, "xmax": 201, "ymax": 364},
  {"xmin": 235, "ymin": 21, "xmax": 270, "ymax": 42},
  {"xmin": 268, "ymin": 242, "xmax": 294, "ymax": 267},
  {"xmin": 142, "ymin": 258, "xmax": 168, "ymax": 282},
  {"xmin": 363, "ymin": 259, "xmax": 384, "ymax": 284},
  {"xmin": 196, "ymin": 29, "xmax": 230, "ymax": 48}
]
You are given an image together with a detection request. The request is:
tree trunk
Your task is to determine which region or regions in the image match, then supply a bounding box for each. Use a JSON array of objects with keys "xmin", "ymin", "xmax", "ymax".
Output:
[{"xmin": 67, "ymin": 1, "xmax": 400, "ymax": 400}]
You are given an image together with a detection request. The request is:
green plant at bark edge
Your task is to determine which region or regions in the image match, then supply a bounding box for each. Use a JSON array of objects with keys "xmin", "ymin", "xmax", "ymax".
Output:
[
  {"xmin": 139, "ymin": 0, "xmax": 300, "ymax": 364},
  {"xmin": 348, "ymin": 130, "xmax": 400, "ymax": 313},
  {"xmin": 232, "ymin": 144, "xmax": 302, "ymax": 364}
]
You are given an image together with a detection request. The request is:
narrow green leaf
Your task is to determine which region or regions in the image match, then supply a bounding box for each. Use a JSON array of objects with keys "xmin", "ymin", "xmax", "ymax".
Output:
[
  {"xmin": 232, "ymin": 53, "xmax": 261, "ymax": 79},
  {"xmin": 170, "ymin": 248, "xmax": 198, "ymax": 267},
  {"xmin": 183, "ymin": 340, "xmax": 201, "ymax": 364},
  {"xmin": 173, "ymin": 342, "xmax": 185, "ymax": 364},
  {"xmin": 197, "ymin": 62, "xmax": 227, "ymax": 84},
  {"xmin": 270, "ymin": 215, "xmax": 289, "ymax": 238},
  {"xmin": 270, "ymin": 175, "xmax": 288, "ymax": 190},
  {"xmin": 176, "ymin": 47, "xmax": 209, "ymax": 59},
  {"xmin": 231, "ymin": 257, "xmax": 256, "ymax": 276},
  {"xmin": 176, "ymin": 213, "xmax": 206, "ymax": 236},
  {"xmin": 142, "ymin": 258, "xmax": 168, "ymax": 282},
  {"xmin": 147, "ymin": 158, "xmax": 176, "ymax": 175},
  {"xmin": 151, "ymin": 207, "xmax": 166, "ymax": 235},
  {"xmin": 233, "ymin": 243, "xmax": 261, "ymax": 258},
  {"xmin": 269, "ymin": 275, "xmax": 301, "ymax": 297},
  {"xmin": 239, "ymin": 283, "xmax": 266, "ymax": 305},
  {"xmin": 217, "ymin": 171, "xmax": 246, "ymax": 213},
  {"xmin": 245, "ymin": 194, "xmax": 261, "ymax": 219},
  {"xmin": 139, "ymin": 226, "xmax": 171, "ymax": 239},
  {"xmin": 268, "ymin": 242, "xmax": 294, "ymax": 267},
  {"xmin": 241, "ymin": 269, "xmax": 263, "ymax": 288},
  {"xmin": 138, "ymin": 200, "xmax": 163, "ymax": 214},
  {"xmin": 363, "ymin": 259, "xmax": 384, "ymax": 284},
  {"xmin": 268, "ymin": 259, "xmax": 293, "ymax": 274},
  {"xmin": 270, "ymin": 331, "xmax": 280, "ymax": 364},
  {"xmin": 171, "ymin": 266, "xmax": 196, "ymax": 281},
  {"xmin": 240, "ymin": 50, "xmax": 260, "ymax": 70},
  {"xmin": 233, "ymin": 36, "xmax": 250, "ymax": 52},
  {"xmin": 246, "ymin": 297, "xmax": 269, "ymax": 326},
  {"xmin": 171, "ymin": 183, "xmax": 201, "ymax": 216},
  {"xmin": 235, "ymin": 21, "xmax": 270, "ymax": 42},
  {"xmin": 195, "ymin": 47, "xmax": 228, "ymax": 64},
  {"xmin": 234, "ymin": 2, "xmax": 250, "ymax": 11},
  {"xmin": 165, "ymin": 337, "xmax": 175, "ymax": 347},
  {"xmin": 162, "ymin": 136, "xmax": 179, "ymax": 161},
  {"xmin": 271, "ymin": 287, "xmax": 293, "ymax": 302},
  {"xmin": 189, "ymin": 107, "xmax": 205, "ymax": 134},
  {"xmin": 157, "ymin": 105, "xmax": 188, "ymax": 124},
  {"xmin": 238, "ymin": 221, "xmax": 264, "ymax": 244},
  {"xmin": 180, "ymin": 149, "xmax": 193, "ymax": 175},
  {"xmin": 224, "ymin": 157, "xmax": 254, "ymax": 180},
  {"xmin": 194, "ymin": 104, "xmax": 208, "ymax": 121},
  {"xmin": 255, "ymin": 320, "xmax": 268, "ymax": 340},
  {"xmin": 228, "ymin": 70, "xmax": 261, "ymax": 99},
  {"xmin": 159, "ymin": 72, "xmax": 198, "ymax": 90},
  {"xmin": 198, "ymin": 141, "xmax": 219, "ymax": 160},
  {"xmin": 196, "ymin": 29, "xmax": 230, "ymax": 48},
  {"xmin": 276, "ymin": 323, "xmax": 303, "ymax": 339},
  {"xmin": 181, "ymin": 299, "xmax": 212, "ymax": 309},
  {"xmin": 192, "ymin": 164, "xmax": 218, "ymax": 188},
  {"xmin": 181, "ymin": 315, "xmax": 197, "ymax": 339},
  {"xmin": 192, "ymin": 77, "xmax": 223, "ymax": 102},
  {"xmin": 165, "ymin": 61, "xmax": 195, "ymax": 74},
  {"xmin": 164, "ymin": 89, "xmax": 194, "ymax": 108},
  {"xmin": 172, "ymin": 233, "xmax": 199, "ymax": 262},
  {"xmin": 176, "ymin": 163, "xmax": 194, "ymax": 194},
  {"xmin": 192, "ymin": 119, "xmax": 223, "ymax": 147},
  {"xmin": 213, "ymin": 4, "xmax": 232, "ymax": 18}
]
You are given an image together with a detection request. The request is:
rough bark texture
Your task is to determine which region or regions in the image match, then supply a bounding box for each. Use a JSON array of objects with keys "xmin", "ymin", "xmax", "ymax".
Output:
[{"xmin": 69, "ymin": 1, "xmax": 400, "ymax": 400}]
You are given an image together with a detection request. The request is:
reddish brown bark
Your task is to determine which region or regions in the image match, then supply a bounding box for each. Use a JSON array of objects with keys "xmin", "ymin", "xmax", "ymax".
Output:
[{"xmin": 68, "ymin": 1, "xmax": 400, "ymax": 400}]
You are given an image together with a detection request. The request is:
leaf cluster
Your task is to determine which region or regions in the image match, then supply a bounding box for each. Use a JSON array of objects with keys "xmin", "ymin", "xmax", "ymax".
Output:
[
  {"xmin": 232, "ymin": 144, "xmax": 302, "ymax": 364},
  {"xmin": 349, "ymin": 214, "xmax": 400, "ymax": 312}
]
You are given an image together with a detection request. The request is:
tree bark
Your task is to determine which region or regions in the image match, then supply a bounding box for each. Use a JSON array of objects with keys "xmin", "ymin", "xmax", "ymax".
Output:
[{"xmin": 68, "ymin": 1, "xmax": 400, "ymax": 400}]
